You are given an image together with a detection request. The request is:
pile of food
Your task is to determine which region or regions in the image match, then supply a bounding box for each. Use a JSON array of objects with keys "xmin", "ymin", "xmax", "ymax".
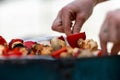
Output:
[{"xmin": 0, "ymin": 32, "xmax": 102, "ymax": 59}]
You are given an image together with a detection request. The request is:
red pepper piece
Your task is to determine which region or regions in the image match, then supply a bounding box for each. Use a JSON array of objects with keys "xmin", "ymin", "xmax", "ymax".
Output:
[
  {"xmin": 23, "ymin": 41, "xmax": 37, "ymax": 49},
  {"xmin": 0, "ymin": 36, "xmax": 7, "ymax": 45},
  {"xmin": 58, "ymin": 36, "xmax": 65, "ymax": 41},
  {"xmin": 51, "ymin": 47, "xmax": 67, "ymax": 58},
  {"xmin": 9, "ymin": 39, "xmax": 23, "ymax": 49},
  {"xmin": 66, "ymin": 32, "xmax": 86, "ymax": 48},
  {"xmin": 3, "ymin": 48, "xmax": 22, "ymax": 57},
  {"xmin": 7, "ymin": 48, "xmax": 22, "ymax": 57},
  {"xmin": 2, "ymin": 47, "xmax": 9, "ymax": 55},
  {"xmin": 97, "ymin": 49, "xmax": 103, "ymax": 57}
]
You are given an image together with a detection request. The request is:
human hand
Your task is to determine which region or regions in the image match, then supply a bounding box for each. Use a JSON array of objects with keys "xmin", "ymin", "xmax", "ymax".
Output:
[
  {"xmin": 99, "ymin": 9, "xmax": 120, "ymax": 55},
  {"xmin": 51, "ymin": 0, "xmax": 95, "ymax": 35}
]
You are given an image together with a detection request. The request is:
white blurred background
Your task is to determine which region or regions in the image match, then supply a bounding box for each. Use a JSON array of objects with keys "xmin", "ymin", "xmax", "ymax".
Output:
[{"xmin": 0, "ymin": 0, "xmax": 120, "ymax": 48}]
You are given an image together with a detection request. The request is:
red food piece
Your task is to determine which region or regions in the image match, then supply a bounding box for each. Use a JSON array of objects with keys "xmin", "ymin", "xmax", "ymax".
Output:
[
  {"xmin": 66, "ymin": 32, "xmax": 86, "ymax": 48},
  {"xmin": 2, "ymin": 47, "xmax": 9, "ymax": 55},
  {"xmin": 9, "ymin": 39, "xmax": 23, "ymax": 49},
  {"xmin": 97, "ymin": 49, "xmax": 103, "ymax": 57},
  {"xmin": 73, "ymin": 50, "xmax": 81, "ymax": 58},
  {"xmin": 3, "ymin": 48, "xmax": 22, "ymax": 57},
  {"xmin": 52, "ymin": 47, "xmax": 67, "ymax": 58},
  {"xmin": 58, "ymin": 36, "xmax": 65, "ymax": 41},
  {"xmin": 23, "ymin": 41, "xmax": 36, "ymax": 49},
  {"xmin": 0, "ymin": 36, "xmax": 7, "ymax": 45}
]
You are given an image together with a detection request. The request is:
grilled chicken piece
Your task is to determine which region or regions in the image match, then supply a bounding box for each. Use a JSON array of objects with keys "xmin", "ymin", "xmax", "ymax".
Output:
[
  {"xmin": 78, "ymin": 39, "xmax": 98, "ymax": 51},
  {"xmin": 50, "ymin": 37, "xmax": 66, "ymax": 50}
]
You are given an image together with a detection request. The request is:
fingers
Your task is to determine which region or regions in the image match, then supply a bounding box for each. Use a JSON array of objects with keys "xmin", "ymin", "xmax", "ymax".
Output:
[
  {"xmin": 100, "ymin": 39, "xmax": 108, "ymax": 55},
  {"xmin": 99, "ymin": 13, "xmax": 110, "ymax": 55},
  {"xmin": 52, "ymin": 11, "xmax": 64, "ymax": 33},
  {"xmin": 52, "ymin": 8, "xmax": 73, "ymax": 35},
  {"xmin": 99, "ymin": 10, "xmax": 120, "ymax": 55},
  {"xmin": 72, "ymin": 14, "xmax": 86, "ymax": 34},
  {"xmin": 99, "ymin": 22, "xmax": 108, "ymax": 55},
  {"xmin": 107, "ymin": 11, "xmax": 120, "ymax": 55},
  {"xmin": 61, "ymin": 8, "xmax": 73, "ymax": 35},
  {"xmin": 108, "ymin": 15, "xmax": 118, "ymax": 43},
  {"xmin": 111, "ymin": 43, "xmax": 120, "ymax": 55},
  {"xmin": 109, "ymin": 12, "xmax": 120, "ymax": 55},
  {"xmin": 52, "ymin": 11, "xmax": 86, "ymax": 35}
]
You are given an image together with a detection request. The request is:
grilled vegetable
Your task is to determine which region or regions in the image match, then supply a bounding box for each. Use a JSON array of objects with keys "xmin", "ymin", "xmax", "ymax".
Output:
[
  {"xmin": 9, "ymin": 39, "xmax": 24, "ymax": 49},
  {"xmin": 23, "ymin": 41, "xmax": 37, "ymax": 49},
  {"xmin": 50, "ymin": 37, "xmax": 66, "ymax": 50},
  {"xmin": 0, "ymin": 36, "xmax": 7, "ymax": 45},
  {"xmin": 66, "ymin": 32, "xmax": 86, "ymax": 48},
  {"xmin": 51, "ymin": 47, "xmax": 67, "ymax": 58}
]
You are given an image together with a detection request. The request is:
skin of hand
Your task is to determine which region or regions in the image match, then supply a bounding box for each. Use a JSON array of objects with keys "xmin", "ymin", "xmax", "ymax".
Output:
[
  {"xmin": 51, "ymin": 0, "xmax": 95, "ymax": 35},
  {"xmin": 99, "ymin": 9, "xmax": 120, "ymax": 55}
]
